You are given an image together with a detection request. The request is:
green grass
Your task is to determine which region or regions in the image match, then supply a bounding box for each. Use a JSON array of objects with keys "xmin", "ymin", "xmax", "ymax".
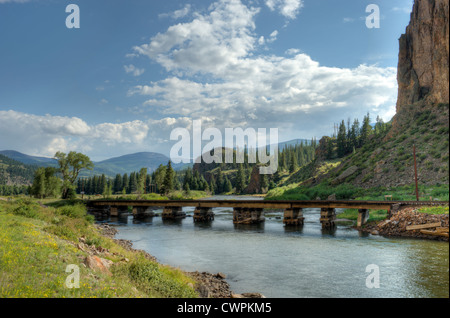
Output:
[
  {"xmin": 417, "ymin": 206, "xmax": 449, "ymax": 215},
  {"xmin": 266, "ymin": 183, "xmax": 363, "ymax": 201},
  {"xmin": 266, "ymin": 183, "xmax": 450, "ymax": 202},
  {"xmin": 0, "ymin": 198, "xmax": 198, "ymax": 298},
  {"xmin": 337, "ymin": 209, "xmax": 388, "ymax": 222}
]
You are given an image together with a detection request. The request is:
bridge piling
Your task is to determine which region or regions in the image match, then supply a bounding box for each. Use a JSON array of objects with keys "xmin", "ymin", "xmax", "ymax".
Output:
[
  {"xmin": 233, "ymin": 208, "xmax": 265, "ymax": 224},
  {"xmin": 283, "ymin": 208, "xmax": 304, "ymax": 226},
  {"xmin": 133, "ymin": 206, "xmax": 156, "ymax": 218},
  {"xmin": 357, "ymin": 209, "xmax": 370, "ymax": 227},
  {"xmin": 320, "ymin": 208, "xmax": 336, "ymax": 229},
  {"xmin": 162, "ymin": 207, "xmax": 186, "ymax": 220},
  {"xmin": 110, "ymin": 206, "xmax": 118, "ymax": 217},
  {"xmin": 193, "ymin": 207, "xmax": 214, "ymax": 222}
]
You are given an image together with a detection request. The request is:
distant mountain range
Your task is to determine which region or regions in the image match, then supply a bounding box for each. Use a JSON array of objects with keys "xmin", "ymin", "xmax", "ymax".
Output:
[
  {"xmin": 0, "ymin": 138, "xmax": 313, "ymax": 179},
  {"xmin": 0, "ymin": 150, "xmax": 182, "ymax": 178}
]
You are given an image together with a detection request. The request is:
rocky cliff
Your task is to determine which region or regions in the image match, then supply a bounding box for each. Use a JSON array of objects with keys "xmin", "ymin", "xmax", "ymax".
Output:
[
  {"xmin": 396, "ymin": 0, "xmax": 449, "ymax": 111},
  {"xmin": 302, "ymin": 0, "xmax": 450, "ymax": 189}
]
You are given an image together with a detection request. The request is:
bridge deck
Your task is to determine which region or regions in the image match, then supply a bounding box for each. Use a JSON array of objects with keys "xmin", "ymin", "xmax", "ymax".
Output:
[{"xmin": 87, "ymin": 199, "xmax": 449, "ymax": 211}]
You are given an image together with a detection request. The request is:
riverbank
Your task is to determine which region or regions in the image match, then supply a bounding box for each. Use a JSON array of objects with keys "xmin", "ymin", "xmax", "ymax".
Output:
[
  {"xmin": 358, "ymin": 207, "xmax": 449, "ymax": 242},
  {"xmin": 0, "ymin": 198, "xmax": 206, "ymax": 298},
  {"xmin": 96, "ymin": 223, "xmax": 265, "ymax": 298}
]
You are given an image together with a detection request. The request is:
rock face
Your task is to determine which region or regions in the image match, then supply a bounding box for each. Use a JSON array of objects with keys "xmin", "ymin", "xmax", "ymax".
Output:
[{"xmin": 396, "ymin": 0, "xmax": 449, "ymax": 111}]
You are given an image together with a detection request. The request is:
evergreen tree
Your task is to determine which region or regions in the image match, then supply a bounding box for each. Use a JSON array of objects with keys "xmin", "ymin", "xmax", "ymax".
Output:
[
  {"xmin": 161, "ymin": 161, "xmax": 174, "ymax": 195},
  {"xmin": 113, "ymin": 174, "xmax": 122, "ymax": 194},
  {"xmin": 235, "ymin": 164, "xmax": 246, "ymax": 194},
  {"xmin": 360, "ymin": 112, "xmax": 372, "ymax": 146},
  {"xmin": 337, "ymin": 120, "xmax": 347, "ymax": 158},
  {"xmin": 209, "ymin": 174, "xmax": 216, "ymax": 195},
  {"xmin": 153, "ymin": 164, "xmax": 166, "ymax": 192},
  {"xmin": 137, "ymin": 168, "xmax": 147, "ymax": 196},
  {"xmin": 289, "ymin": 151, "xmax": 298, "ymax": 173},
  {"xmin": 129, "ymin": 172, "xmax": 138, "ymax": 194},
  {"xmin": 122, "ymin": 173, "xmax": 129, "ymax": 194}
]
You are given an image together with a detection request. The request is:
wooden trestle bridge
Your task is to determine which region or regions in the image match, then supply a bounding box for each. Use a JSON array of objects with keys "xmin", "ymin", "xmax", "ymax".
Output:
[{"xmin": 87, "ymin": 199, "xmax": 449, "ymax": 229}]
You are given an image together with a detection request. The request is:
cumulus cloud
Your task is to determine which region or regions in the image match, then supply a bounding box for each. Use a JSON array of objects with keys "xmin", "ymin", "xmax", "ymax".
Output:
[
  {"xmin": 124, "ymin": 64, "xmax": 145, "ymax": 77},
  {"xmin": 128, "ymin": 0, "xmax": 398, "ymax": 142},
  {"xmin": 0, "ymin": 0, "xmax": 31, "ymax": 3},
  {"xmin": 265, "ymin": 0, "xmax": 303, "ymax": 20},
  {"xmin": 159, "ymin": 4, "xmax": 192, "ymax": 19},
  {"xmin": 0, "ymin": 110, "xmax": 191, "ymax": 160},
  {"xmin": 0, "ymin": 0, "xmax": 399, "ymax": 160}
]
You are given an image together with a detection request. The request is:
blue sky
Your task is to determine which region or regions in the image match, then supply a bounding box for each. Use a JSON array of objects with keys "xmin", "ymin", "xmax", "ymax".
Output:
[{"xmin": 0, "ymin": 0, "xmax": 413, "ymax": 160}]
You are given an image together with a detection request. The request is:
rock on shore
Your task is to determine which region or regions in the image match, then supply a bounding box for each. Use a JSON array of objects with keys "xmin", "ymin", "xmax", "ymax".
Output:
[{"xmin": 360, "ymin": 207, "xmax": 449, "ymax": 242}]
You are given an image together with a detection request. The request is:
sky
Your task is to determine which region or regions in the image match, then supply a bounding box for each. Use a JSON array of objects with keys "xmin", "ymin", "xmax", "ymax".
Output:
[{"xmin": 0, "ymin": 0, "xmax": 414, "ymax": 161}]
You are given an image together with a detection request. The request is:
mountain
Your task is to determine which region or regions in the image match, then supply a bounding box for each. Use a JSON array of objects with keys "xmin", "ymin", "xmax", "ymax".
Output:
[
  {"xmin": 0, "ymin": 150, "xmax": 189, "ymax": 179},
  {"xmin": 0, "ymin": 150, "xmax": 57, "ymax": 167},
  {"xmin": 93, "ymin": 152, "xmax": 174, "ymax": 176},
  {"xmin": 275, "ymin": 139, "xmax": 313, "ymax": 150},
  {"xmin": 0, "ymin": 153, "xmax": 37, "ymax": 185}
]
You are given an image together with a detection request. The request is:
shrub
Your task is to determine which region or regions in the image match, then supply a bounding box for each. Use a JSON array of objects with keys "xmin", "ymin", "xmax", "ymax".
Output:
[
  {"xmin": 10, "ymin": 199, "xmax": 40, "ymax": 219},
  {"xmin": 57, "ymin": 203, "xmax": 92, "ymax": 222},
  {"xmin": 126, "ymin": 259, "xmax": 197, "ymax": 298}
]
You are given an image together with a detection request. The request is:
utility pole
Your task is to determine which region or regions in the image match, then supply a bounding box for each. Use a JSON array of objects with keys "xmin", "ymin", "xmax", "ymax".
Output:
[{"xmin": 413, "ymin": 144, "xmax": 419, "ymax": 201}]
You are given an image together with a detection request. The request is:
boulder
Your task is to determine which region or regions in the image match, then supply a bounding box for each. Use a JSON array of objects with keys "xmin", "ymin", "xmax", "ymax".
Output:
[{"xmin": 84, "ymin": 255, "xmax": 112, "ymax": 276}]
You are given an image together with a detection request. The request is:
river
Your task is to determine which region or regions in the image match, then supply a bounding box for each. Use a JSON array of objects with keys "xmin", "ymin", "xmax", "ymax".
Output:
[{"xmin": 102, "ymin": 195, "xmax": 449, "ymax": 298}]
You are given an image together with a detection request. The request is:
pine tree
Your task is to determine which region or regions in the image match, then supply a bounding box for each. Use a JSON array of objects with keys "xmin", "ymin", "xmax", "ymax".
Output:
[
  {"xmin": 113, "ymin": 174, "xmax": 122, "ymax": 194},
  {"xmin": 360, "ymin": 112, "xmax": 372, "ymax": 146},
  {"xmin": 235, "ymin": 164, "xmax": 246, "ymax": 194},
  {"xmin": 122, "ymin": 173, "xmax": 129, "ymax": 194},
  {"xmin": 337, "ymin": 120, "xmax": 347, "ymax": 158},
  {"xmin": 137, "ymin": 167, "xmax": 147, "ymax": 196},
  {"xmin": 209, "ymin": 174, "xmax": 216, "ymax": 195},
  {"xmin": 161, "ymin": 161, "xmax": 174, "ymax": 195},
  {"xmin": 289, "ymin": 151, "xmax": 298, "ymax": 173}
]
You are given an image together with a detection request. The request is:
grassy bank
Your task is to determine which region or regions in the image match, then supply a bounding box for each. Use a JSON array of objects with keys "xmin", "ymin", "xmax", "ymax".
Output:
[
  {"xmin": 0, "ymin": 197, "xmax": 198, "ymax": 298},
  {"xmin": 265, "ymin": 183, "xmax": 449, "ymax": 202}
]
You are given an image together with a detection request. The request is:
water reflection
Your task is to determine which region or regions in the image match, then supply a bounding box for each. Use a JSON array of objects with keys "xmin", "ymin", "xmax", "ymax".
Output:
[
  {"xmin": 233, "ymin": 222, "xmax": 265, "ymax": 233},
  {"xmin": 321, "ymin": 226, "xmax": 337, "ymax": 237},
  {"xmin": 284, "ymin": 225, "xmax": 304, "ymax": 234}
]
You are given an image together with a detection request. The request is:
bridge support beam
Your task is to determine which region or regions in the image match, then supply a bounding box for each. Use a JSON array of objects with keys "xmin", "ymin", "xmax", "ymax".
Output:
[
  {"xmin": 233, "ymin": 208, "xmax": 265, "ymax": 224},
  {"xmin": 162, "ymin": 207, "xmax": 186, "ymax": 220},
  {"xmin": 193, "ymin": 207, "xmax": 214, "ymax": 222},
  {"xmin": 320, "ymin": 208, "xmax": 336, "ymax": 229},
  {"xmin": 283, "ymin": 208, "xmax": 304, "ymax": 226},
  {"xmin": 357, "ymin": 209, "xmax": 370, "ymax": 227}
]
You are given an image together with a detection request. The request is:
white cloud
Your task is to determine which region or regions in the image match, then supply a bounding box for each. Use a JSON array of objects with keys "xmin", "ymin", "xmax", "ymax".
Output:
[
  {"xmin": 128, "ymin": 0, "xmax": 398, "ymax": 140},
  {"xmin": 265, "ymin": 0, "xmax": 303, "ymax": 19},
  {"xmin": 124, "ymin": 64, "xmax": 145, "ymax": 77},
  {"xmin": 0, "ymin": 0, "xmax": 399, "ymax": 160},
  {"xmin": 0, "ymin": 110, "xmax": 200, "ymax": 160},
  {"xmin": 132, "ymin": 0, "xmax": 260, "ymax": 76},
  {"xmin": 159, "ymin": 4, "xmax": 192, "ymax": 19},
  {"xmin": 0, "ymin": 0, "xmax": 31, "ymax": 3}
]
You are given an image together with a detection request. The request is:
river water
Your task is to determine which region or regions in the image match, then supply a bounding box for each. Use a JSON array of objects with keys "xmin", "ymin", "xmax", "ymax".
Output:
[{"xmin": 104, "ymin": 195, "xmax": 449, "ymax": 298}]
